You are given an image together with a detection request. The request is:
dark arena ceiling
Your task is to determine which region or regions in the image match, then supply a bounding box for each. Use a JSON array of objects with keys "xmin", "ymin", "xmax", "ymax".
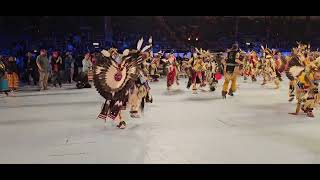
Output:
[
  {"xmin": 0, "ymin": 16, "xmax": 319, "ymax": 51},
  {"xmin": 0, "ymin": 16, "xmax": 318, "ymax": 33}
]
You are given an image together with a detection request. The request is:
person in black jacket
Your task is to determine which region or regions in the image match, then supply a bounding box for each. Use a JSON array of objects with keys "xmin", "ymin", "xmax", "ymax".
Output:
[
  {"xmin": 51, "ymin": 51, "xmax": 63, "ymax": 87},
  {"xmin": 25, "ymin": 52, "xmax": 38, "ymax": 86},
  {"xmin": 222, "ymin": 44, "xmax": 242, "ymax": 98},
  {"xmin": 75, "ymin": 53, "xmax": 84, "ymax": 77}
]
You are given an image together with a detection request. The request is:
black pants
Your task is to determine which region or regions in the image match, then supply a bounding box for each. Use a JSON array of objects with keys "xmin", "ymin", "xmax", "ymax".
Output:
[
  {"xmin": 52, "ymin": 71, "xmax": 62, "ymax": 86},
  {"xmin": 26, "ymin": 69, "xmax": 38, "ymax": 85},
  {"xmin": 276, "ymin": 70, "xmax": 281, "ymax": 78}
]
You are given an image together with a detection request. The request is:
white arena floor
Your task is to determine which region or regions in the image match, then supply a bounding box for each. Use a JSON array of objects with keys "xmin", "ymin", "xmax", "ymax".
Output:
[{"xmin": 1, "ymin": 77, "xmax": 320, "ymax": 164}]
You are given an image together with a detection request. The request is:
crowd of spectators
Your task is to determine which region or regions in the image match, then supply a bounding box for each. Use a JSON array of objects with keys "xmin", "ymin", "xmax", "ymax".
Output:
[{"xmin": 0, "ymin": 45, "xmax": 98, "ymax": 94}]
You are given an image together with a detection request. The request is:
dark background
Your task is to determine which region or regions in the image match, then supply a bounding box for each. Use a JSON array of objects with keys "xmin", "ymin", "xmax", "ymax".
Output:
[{"xmin": 0, "ymin": 16, "xmax": 318, "ymax": 52}]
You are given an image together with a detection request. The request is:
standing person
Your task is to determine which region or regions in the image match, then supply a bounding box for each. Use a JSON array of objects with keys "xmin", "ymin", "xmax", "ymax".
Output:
[
  {"xmin": 70, "ymin": 54, "xmax": 75, "ymax": 83},
  {"xmin": 25, "ymin": 52, "xmax": 38, "ymax": 86},
  {"xmin": 36, "ymin": 49, "xmax": 49, "ymax": 91},
  {"xmin": 222, "ymin": 44, "xmax": 242, "ymax": 98},
  {"xmin": 51, "ymin": 51, "xmax": 63, "ymax": 87},
  {"xmin": 15, "ymin": 56, "xmax": 25, "ymax": 83},
  {"xmin": 64, "ymin": 52, "xmax": 75, "ymax": 83},
  {"xmin": 47, "ymin": 52, "xmax": 52, "ymax": 84},
  {"xmin": 82, "ymin": 53, "xmax": 93, "ymax": 81},
  {"xmin": 75, "ymin": 52, "xmax": 84, "ymax": 77},
  {"xmin": 6, "ymin": 56, "xmax": 20, "ymax": 93}
]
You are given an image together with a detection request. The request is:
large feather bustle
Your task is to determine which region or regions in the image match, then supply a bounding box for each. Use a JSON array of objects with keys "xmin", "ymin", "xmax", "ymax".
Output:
[{"xmin": 93, "ymin": 52, "xmax": 143, "ymax": 101}]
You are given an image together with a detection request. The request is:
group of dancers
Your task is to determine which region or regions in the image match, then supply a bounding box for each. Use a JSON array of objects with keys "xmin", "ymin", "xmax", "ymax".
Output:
[{"xmin": 92, "ymin": 37, "xmax": 320, "ymax": 129}]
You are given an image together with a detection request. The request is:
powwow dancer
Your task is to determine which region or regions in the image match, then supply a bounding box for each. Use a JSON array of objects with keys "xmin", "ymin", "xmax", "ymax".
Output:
[
  {"xmin": 222, "ymin": 44, "xmax": 242, "ymax": 98},
  {"xmin": 286, "ymin": 42, "xmax": 310, "ymax": 102},
  {"xmin": 93, "ymin": 38, "xmax": 152, "ymax": 129},
  {"xmin": 260, "ymin": 46, "xmax": 280, "ymax": 89},
  {"xmin": 288, "ymin": 59, "xmax": 320, "ymax": 118},
  {"xmin": 243, "ymin": 51, "xmax": 258, "ymax": 82},
  {"xmin": 186, "ymin": 48, "xmax": 208, "ymax": 94},
  {"xmin": 129, "ymin": 46, "xmax": 154, "ymax": 118},
  {"xmin": 166, "ymin": 54, "xmax": 179, "ymax": 90},
  {"xmin": 149, "ymin": 51, "xmax": 162, "ymax": 82},
  {"xmin": 129, "ymin": 70, "xmax": 152, "ymax": 118},
  {"xmin": 274, "ymin": 52, "xmax": 285, "ymax": 81},
  {"xmin": 202, "ymin": 50, "xmax": 221, "ymax": 92}
]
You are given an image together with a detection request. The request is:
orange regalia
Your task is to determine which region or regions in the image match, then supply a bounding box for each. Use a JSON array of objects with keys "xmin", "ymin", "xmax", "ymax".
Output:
[{"xmin": 6, "ymin": 57, "xmax": 19, "ymax": 91}]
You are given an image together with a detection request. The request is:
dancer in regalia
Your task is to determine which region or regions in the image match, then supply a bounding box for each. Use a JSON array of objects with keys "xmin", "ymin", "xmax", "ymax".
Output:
[
  {"xmin": 203, "ymin": 50, "xmax": 221, "ymax": 92},
  {"xmin": 128, "ymin": 70, "xmax": 150, "ymax": 118},
  {"xmin": 288, "ymin": 59, "xmax": 320, "ymax": 117},
  {"xmin": 149, "ymin": 51, "xmax": 162, "ymax": 82},
  {"xmin": 286, "ymin": 43, "xmax": 310, "ymax": 102},
  {"xmin": 243, "ymin": 51, "xmax": 258, "ymax": 82},
  {"xmin": 93, "ymin": 38, "xmax": 152, "ymax": 129},
  {"xmin": 222, "ymin": 44, "xmax": 242, "ymax": 98},
  {"xmin": 260, "ymin": 46, "xmax": 280, "ymax": 89},
  {"xmin": 185, "ymin": 48, "xmax": 208, "ymax": 94},
  {"xmin": 166, "ymin": 54, "xmax": 179, "ymax": 90},
  {"xmin": 129, "ymin": 49, "xmax": 154, "ymax": 118}
]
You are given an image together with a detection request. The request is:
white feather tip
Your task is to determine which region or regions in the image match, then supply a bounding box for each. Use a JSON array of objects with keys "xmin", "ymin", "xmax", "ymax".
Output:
[
  {"xmin": 141, "ymin": 45, "xmax": 152, "ymax": 52},
  {"xmin": 137, "ymin": 38, "xmax": 144, "ymax": 51}
]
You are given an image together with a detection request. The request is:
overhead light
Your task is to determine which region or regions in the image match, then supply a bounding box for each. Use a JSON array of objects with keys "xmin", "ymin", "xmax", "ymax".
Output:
[
  {"xmin": 93, "ymin": 43, "xmax": 99, "ymax": 46},
  {"xmin": 246, "ymin": 43, "xmax": 250, "ymax": 45},
  {"xmin": 188, "ymin": 37, "xmax": 191, "ymax": 41},
  {"xmin": 196, "ymin": 38, "xmax": 199, "ymax": 41}
]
